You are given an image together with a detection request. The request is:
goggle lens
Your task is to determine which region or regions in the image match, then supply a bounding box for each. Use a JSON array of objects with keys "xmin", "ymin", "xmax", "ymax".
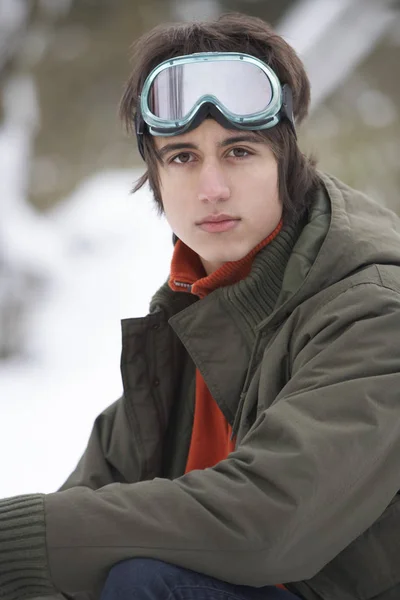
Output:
[{"xmin": 149, "ymin": 60, "xmax": 273, "ymax": 121}]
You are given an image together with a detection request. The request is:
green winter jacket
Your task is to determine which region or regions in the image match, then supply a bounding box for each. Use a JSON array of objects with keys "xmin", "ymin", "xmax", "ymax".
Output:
[{"xmin": 1, "ymin": 172, "xmax": 400, "ymax": 600}]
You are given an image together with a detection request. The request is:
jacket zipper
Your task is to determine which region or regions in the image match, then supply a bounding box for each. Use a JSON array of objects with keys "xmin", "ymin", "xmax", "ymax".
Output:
[
  {"xmin": 230, "ymin": 325, "xmax": 282, "ymax": 441},
  {"xmin": 174, "ymin": 280, "xmax": 193, "ymax": 293},
  {"xmin": 231, "ymin": 330, "xmax": 264, "ymax": 440}
]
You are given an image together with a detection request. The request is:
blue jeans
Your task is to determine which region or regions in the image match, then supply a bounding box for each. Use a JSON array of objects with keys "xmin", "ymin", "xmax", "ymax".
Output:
[{"xmin": 100, "ymin": 558, "xmax": 300, "ymax": 600}]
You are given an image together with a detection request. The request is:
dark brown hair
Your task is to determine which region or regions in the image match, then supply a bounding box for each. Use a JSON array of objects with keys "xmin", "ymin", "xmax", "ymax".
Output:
[{"xmin": 119, "ymin": 12, "xmax": 319, "ymax": 222}]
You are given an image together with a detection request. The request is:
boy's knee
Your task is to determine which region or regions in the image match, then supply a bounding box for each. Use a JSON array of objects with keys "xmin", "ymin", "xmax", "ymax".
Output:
[{"xmin": 102, "ymin": 557, "xmax": 183, "ymax": 597}]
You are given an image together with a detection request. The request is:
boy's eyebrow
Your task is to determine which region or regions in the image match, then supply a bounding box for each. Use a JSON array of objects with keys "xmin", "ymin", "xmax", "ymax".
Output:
[
  {"xmin": 158, "ymin": 133, "xmax": 265, "ymax": 159},
  {"xmin": 158, "ymin": 142, "xmax": 197, "ymax": 159},
  {"xmin": 219, "ymin": 134, "xmax": 265, "ymax": 147}
]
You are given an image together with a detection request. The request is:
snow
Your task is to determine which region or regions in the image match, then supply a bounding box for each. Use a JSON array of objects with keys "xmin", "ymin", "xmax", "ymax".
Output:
[
  {"xmin": 0, "ymin": 169, "xmax": 173, "ymax": 497},
  {"xmin": 0, "ymin": 74, "xmax": 55, "ymax": 363},
  {"xmin": 0, "ymin": 58, "xmax": 172, "ymax": 498}
]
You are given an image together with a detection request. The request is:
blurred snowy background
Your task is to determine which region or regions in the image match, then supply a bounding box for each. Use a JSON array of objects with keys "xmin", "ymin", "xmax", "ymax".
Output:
[{"xmin": 0, "ymin": 0, "xmax": 399, "ymax": 497}]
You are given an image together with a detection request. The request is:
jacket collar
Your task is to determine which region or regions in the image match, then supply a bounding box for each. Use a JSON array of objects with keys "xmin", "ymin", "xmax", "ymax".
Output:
[{"xmin": 151, "ymin": 216, "xmax": 304, "ymax": 422}]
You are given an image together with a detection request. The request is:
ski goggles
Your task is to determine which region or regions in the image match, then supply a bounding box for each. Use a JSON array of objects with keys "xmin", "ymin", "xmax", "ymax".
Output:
[{"xmin": 135, "ymin": 52, "xmax": 295, "ymax": 159}]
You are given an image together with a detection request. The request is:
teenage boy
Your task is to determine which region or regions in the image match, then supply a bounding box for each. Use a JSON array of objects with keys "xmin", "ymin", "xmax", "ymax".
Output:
[{"xmin": 1, "ymin": 12, "xmax": 400, "ymax": 600}]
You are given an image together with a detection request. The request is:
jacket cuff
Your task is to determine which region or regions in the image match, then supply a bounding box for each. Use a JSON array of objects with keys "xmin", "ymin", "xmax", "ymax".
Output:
[{"xmin": 0, "ymin": 494, "xmax": 56, "ymax": 599}]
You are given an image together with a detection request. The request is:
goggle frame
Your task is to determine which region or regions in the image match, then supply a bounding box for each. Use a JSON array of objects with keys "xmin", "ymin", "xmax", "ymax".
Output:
[{"xmin": 135, "ymin": 52, "xmax": 295, "ymax": 159}]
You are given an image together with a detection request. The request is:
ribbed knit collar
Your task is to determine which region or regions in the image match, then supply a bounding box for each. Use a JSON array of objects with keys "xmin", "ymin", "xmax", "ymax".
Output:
[
  {"xmin": 151, "ymin": 216, "xmax": 304, "ymax": 332},
  {"xmin": 169, "ymin": 220, "xmax": 283, "ymax": 299},
  {"xmin": 220, "ymin": 217, "xmax": 304, "ymax": 331}
]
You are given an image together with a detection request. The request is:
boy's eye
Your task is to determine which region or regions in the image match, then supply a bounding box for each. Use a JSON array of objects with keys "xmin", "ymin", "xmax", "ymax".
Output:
[
  {"xmin": 228, "ymin": 147, "xmax": 250, "ymax": 158},
  {"xmin": 171, "ymin": 152, "xmax": 193, "ymax": 164}
]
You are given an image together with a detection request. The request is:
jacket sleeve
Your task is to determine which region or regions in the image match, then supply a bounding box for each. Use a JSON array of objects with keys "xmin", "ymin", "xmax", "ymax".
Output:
[
  {"xmin": 40, "ymin": 282, "xmax": 400, "ymax": 594},
  {"xmin": 54, "ymin": 399, "xmax": 138, "ymax": 600}
]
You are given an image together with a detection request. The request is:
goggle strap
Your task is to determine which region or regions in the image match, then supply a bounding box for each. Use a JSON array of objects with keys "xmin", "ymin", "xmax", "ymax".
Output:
[
  {"xmin": 281, "ymin": 84, "xmax": 296, "ymax": 138},
  {"xmin": 135, "ymin": 99, "xmax": 146, "ymax": 160}
]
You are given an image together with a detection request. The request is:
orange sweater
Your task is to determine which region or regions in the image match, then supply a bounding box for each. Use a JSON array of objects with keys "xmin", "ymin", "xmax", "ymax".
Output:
[{"xmin": 169, "ymin": 220, "xmax": 286, "ymax": 591}]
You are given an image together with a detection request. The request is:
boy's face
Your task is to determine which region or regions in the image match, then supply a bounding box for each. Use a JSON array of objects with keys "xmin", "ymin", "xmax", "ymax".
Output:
[{"xmin": 154, "ymin": 119, "xmax": 282, "ymax": 275}]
